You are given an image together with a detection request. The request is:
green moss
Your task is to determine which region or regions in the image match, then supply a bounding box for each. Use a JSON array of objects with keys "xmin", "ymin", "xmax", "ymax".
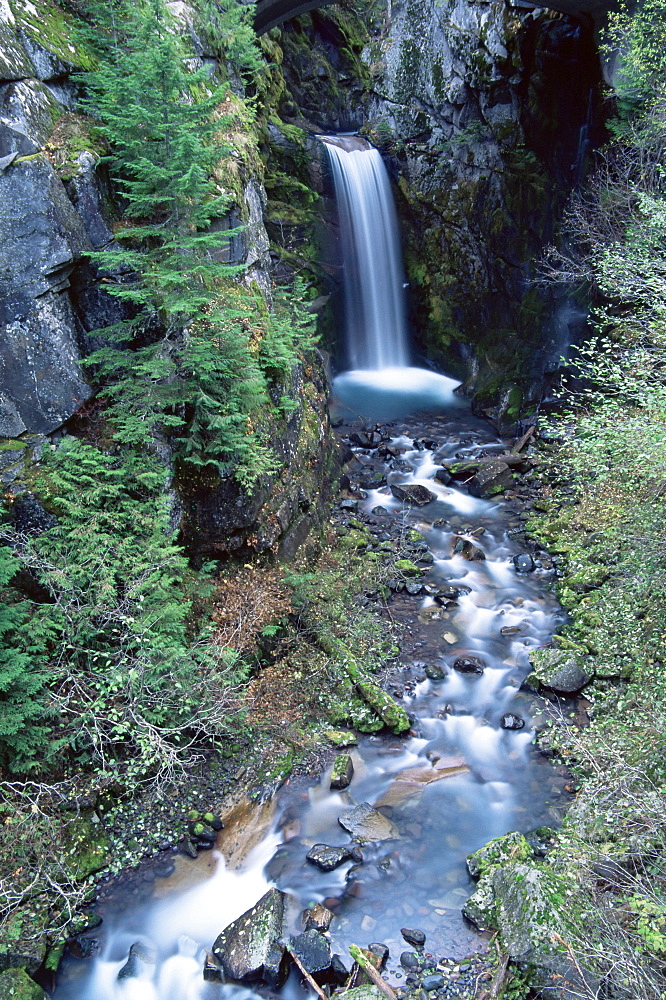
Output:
[
  {"xmin": 0, "ymin": 968, "xmax": 47, "ymax": 1000},
  {"xmin": 9, "ymin": 0, "xmax": 93, "ymax": 70}
]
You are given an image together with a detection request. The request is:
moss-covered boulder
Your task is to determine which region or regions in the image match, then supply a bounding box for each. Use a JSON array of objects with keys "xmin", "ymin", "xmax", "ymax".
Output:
[
  {"xmin": 0, "ymin": 968, "xmax": 47, "ymax": 1000},
  {"xmin": 528, "ymin": 648, "xmax": 591, "ymax": 694},
  {"xmin": 466, "ymin": 831, "xmax": 533, "ymax": 879}
]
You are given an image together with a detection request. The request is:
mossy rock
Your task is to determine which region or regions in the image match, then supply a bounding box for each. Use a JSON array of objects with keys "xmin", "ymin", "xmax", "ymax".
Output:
[
  {"xmin": 0, "ymin": 968, "xmax": 47, "ymax": 1000},
  {"xmin": 339, "ymin": 529, "xmax": 370, "ymax": 551},
  {"xmin": 63, "ymin": 817, "xmax": 109, "ymax": 880},
  {"xmin": 324, "ymin": 729, "xmax": 358, "ymax": 747},
  {"xmin": 393, "ymin": 559, "xmax": 422, "ymax": 577},
  {"xmin": 466, "ymin": 831, "xmax": 533, "ymax": 879},
  {"xmin": 528, "ymin": 648, "xmax": 591, "ymax": 694}
]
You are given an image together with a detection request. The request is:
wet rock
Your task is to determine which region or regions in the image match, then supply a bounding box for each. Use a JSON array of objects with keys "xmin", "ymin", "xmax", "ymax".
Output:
[
  {"xmin": 330, "ymin": 754, "xmax": 354, "ymax": 790},
  {"xmin": 212, "ymin": 887, "xmax": 285, "ymax": 983},
  {"xmin": 0, "ymin": 969, "xmax": 48, "ymax": 999},
  {"xmin": 401, "ymin": 928, "xmax": 426, "ymax": 948},
  {"xmin": 400, "ymin": 951, "xmax": 421, "ymax": 969},
  {"xmin": 340, "ymin": 499, "xmax": 358, "ymax": 510},
  {"xmin": 432, "ymin": 518, "xmax": 449, "ymax": 528},
  {"xmin": 394, "ymin": 559, "xmax": 422, "ymax": 577},
  {"xmin": 528, "ymin": 648, "xmax": 592, "ymax": 693},
  {"xmin": 424, "ymin": 663, "xmax": 446, "ymax": 680},
  {"xmin": 434, "ymin": 586, "xmax": 460, "ymax": 602},
  {"xmin": 500, "ymin": 624, "xmax": 523, "ymax": 635},
  {"xmin": 264, "ymin": 940, "xmax": 290, "ymax": 990},
  {"xmin": 288, "ymin": 930, "xmax": 331, "ymax": 977},
  {"xmin": 303, "ymin": 904, "xmax": 335, "ymax": 933},
  {"xmin": 368, "ymin": 943, "xmax": 389, "ymax": 968},
  {"xmin": 117, "ymin": 942, "xmax": 157, "ymax": 981},
  {"xmin": 390, "ymin": 484, "xmax": 437, "ymax": 505},
  {"xmin": 372, "ymin": 506, "xmax": 389, "ymax": 515},
  {"xmin": 453, "ymin": 539, "xmax": 485, "ymax": 561},
  {"xmin": 330, "ymin": 954, "xmax": 350, "ymax": 985},
  {"xmin": 338, "ymin": 802, "xmax": 399, "ymax": 843},
  {"xmin": 434, "ymin": 468, "xmax": 453, "ymax": 485},
  {"xmin": 513, "ymin": 552, "xmax": 535, "ymax": 574},
  {"xmin": 405, "ymin": 582, "xmax": 424, "ymax": 595},
  {"xmin": 338, "ymin": 988, "xmax": 384, "ymax": 1000},
  {"xmin": 467, "ymin": 461, "xmax": 514, "ymax": 498},
  {"xmin": 203, "ymin": 952, "xmax": 224, "ymax": 983},
  {"xmin": 306, "ymin": 844, "xmax": 354, "ymax": 872},
  {"xmin": 387, "ymin": 579, "xmax": 405, "ymax": 591},
  {"xmin": 360, "ymin": 471, "xmax": 387, "ymax": 489},
  {"xmin": 500, "ymin": 713, "xmax": 525, "ymax": 730},
  {"xmin": 453, "ymin": 656, "xmax": 485, "ymax": 674},
  {"xmin": 421, "ymin": 974, "xmax": 445, "ymax": 990},
  {"xmin": 180, "ymin": 835, "xmax": 198, "ymax": 858},
  {"xmin": 417, "ymin": 552, "xmax": 434, "ymax": 564}
]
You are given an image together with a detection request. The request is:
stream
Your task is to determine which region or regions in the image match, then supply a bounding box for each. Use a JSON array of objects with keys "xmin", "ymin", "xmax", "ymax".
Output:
[
  {"xmin": 53, "ymin": 138, "xmax": 570, "ymax": 1000},
  {"xmin": 53, "ymin": 397, "xmax": 570, "ymax": 1000}
]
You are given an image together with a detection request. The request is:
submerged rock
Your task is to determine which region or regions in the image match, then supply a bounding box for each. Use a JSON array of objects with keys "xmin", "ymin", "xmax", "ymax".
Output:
[
  {"xmin": 390, "ymin": 483, "xmax": 437, "ymax": 505},
  {"xmin": 212, "ymin": 887, "xmax": 285, "ymax": 983},
  {"xmin": 338, "ymin": 802, "xmax": 399, "ymax": 842}
]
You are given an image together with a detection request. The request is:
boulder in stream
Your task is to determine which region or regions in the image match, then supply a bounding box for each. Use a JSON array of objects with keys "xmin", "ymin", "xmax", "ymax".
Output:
[
  {"xmin": 453, "ymin": 655, "xmax": 485, "ymax": 674},
  {"xmin": 212, "ymin": 887, "xmax": 286, "ymax": 983},
  {"xmin": 453, "ymin": 538, "xmax": 486, "ymax": 561},
  {"xmin": 390, "ymin": 483, "xmax": 437, "ymax": 505},
  {"xmin": 401, "ymin": 927, "xmax": 426, "ymax": 947},
  {"xmin": 117, "ymin": 941, "xmax": 157, "ymax": 981},
  {"xmin": 338, "ymin": 802, "xmax": 399, "ymax": 842},
  {"xmin": 306, "ymin": 844, "xmax": 355, "ymax": 872},
  {"xmin": 467, "ymin": 461, "xmax": 514, "ymax": 498},
  {"xmin": 500, "ymin": 712, "xmax": 525, "ymax": 730},
  {"xmin": 330, "ymin": 754, "xmax": 354, "ymax": 790},
  {"xmin": 303, "ymin": 903, "xmax": 335, "ymax": 932},
  {"xmin": 513, "ymin": 552, "xmax": 536, "ymax": 574},
  {"xmin": 288, "ymin": 929, "xmax": 331, "ymax": 977}
]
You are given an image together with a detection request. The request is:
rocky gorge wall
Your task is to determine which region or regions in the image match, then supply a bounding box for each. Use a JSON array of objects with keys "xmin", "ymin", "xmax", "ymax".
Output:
[
  {"xmin": 0, "ymin": 0, "xmax": 338, "ymax": 558},
  {"xmin": 267, "ymin": 0, "xmax": 603, "ymax": 424}
]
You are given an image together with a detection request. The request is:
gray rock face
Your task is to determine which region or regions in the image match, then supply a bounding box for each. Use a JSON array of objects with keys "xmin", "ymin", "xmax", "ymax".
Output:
[
  {"xmin": 212, "ymin": 888, "xmax": 286, "ymax": 983},
  {"xmin": 0, "ymin": 155, "xmax": 92, "ymax": 432}
]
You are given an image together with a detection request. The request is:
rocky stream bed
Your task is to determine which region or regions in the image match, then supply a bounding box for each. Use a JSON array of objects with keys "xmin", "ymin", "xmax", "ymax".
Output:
[{"xmin": 43, "ymin": 400, "xmax": 587, "ymax": 1000}]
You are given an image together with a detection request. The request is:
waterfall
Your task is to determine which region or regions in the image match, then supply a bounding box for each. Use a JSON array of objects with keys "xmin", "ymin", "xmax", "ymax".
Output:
[{"xmin": 322, "ymin": 136, "xmax": 409, "ymax": 370}]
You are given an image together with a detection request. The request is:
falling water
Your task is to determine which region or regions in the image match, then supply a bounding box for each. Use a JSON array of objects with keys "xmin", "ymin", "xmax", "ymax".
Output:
[
  {"xmin": 323, "ymin": 136, "xmax": 460, "ymax": 421},
  {"xmin": 323, "ymin": 137, "xmax": 409, "ymax": 370}
]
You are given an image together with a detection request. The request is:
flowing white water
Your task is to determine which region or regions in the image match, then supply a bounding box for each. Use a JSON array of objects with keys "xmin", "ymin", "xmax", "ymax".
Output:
[{"xmin": 323, "ymin": 137, "xmax": 409, "ymax": 370}]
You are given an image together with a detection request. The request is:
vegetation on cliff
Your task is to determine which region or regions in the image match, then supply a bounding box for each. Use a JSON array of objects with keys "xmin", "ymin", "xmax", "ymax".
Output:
[{"xmin": 483, "ymin": 4, "xmax": 666, "ymax": 995}]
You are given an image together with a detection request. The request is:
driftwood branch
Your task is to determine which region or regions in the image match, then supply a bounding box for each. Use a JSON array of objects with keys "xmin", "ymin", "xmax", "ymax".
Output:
[
  {"xmin": 512, "ymin": 425, "xmax": 536, "ymax": 454},
  {"xmin": 348, "ymin": 945, "xmax": 398, "ymax": 1000}
]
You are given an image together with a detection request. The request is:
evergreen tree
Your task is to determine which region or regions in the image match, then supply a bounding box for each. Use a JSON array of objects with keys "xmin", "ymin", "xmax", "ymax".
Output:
[{"xmin": 78, "ymin": 0, "xmax": 315, "ymax": 486}]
